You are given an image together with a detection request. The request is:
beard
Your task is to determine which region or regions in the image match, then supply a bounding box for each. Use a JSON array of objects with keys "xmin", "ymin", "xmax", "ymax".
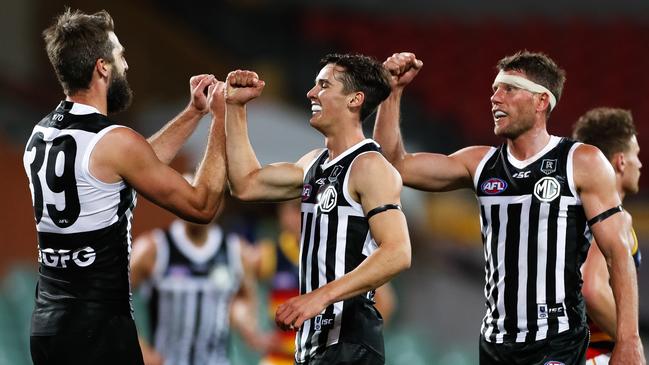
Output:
[
  {"xmin": 107, "ymin": 71, "xmax": 133, "ymax": 114},
  {"xmin": 494, "ymin": 114, "xmax": 535, "ymax": 139}
]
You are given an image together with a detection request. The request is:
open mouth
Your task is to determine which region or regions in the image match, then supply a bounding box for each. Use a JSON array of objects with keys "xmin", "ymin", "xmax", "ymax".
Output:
[
  {"xmin": 493, "ymin": 110, "xmax": 508, "ymax": 120},
  {"xmin": 311, "ymin": 104, "xmax": 322, "ymax": 114}
]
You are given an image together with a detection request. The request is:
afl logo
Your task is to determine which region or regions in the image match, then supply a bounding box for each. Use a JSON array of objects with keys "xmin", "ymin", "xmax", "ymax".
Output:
[
  {"xmin": 481, "ymin": 178, "xmax": 508, "ymax": 195},
  {"xmin": 534, "ymin": 177, "xmax": 561, "ymax": 202},
  {"xmin": 317, "ymin": 185, "xmax": 337, "ymax": 213}
]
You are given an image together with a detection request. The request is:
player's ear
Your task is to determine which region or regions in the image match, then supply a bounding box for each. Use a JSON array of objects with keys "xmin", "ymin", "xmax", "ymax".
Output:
[
  {"xmin": 96, "ymin": 58, "xmax": 111, "ymax": 79},
  {"xmin": 612, "ymin": 152, "xmax": 625, "ymax": 174},
  {"xmin": 348, "ymin": 91, "xmax": 364, "ymax": 108}
]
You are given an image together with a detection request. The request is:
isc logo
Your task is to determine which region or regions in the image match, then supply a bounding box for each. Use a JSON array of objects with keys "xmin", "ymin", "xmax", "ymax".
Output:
[
  {"xmin": 481, "ymin": 178, "xmax": 508, "ymax": 195},
  {"xmin": 314, "ymin": 314, "xmax": 334, "ymax": 331},
  {"xmin": 534, "ymin": 177, "xmax": 561, "ymax": 202}
]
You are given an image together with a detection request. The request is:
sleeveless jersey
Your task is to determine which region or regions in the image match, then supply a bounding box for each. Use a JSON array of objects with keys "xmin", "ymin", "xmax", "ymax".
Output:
[
  {"xmin": 23, "ymin": 101, "xmax": 136, "ymax": 335},
  {"xmin": 146, "ymin": 220, "xmax": 243, "ymax": 365},
  {"xmin": 295, "ymin": 139, "xmax": 384, "ymax": 363},
  {"xmin": 475, "ymin": 136, "xmax": 591, "ymax": 344}
]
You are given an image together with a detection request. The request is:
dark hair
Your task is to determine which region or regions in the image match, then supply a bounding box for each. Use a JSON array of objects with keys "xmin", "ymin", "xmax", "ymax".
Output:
[
  {"xmin": 320, "ymin": 53, "xmax": 391, "ymax": 121},
  {"xmin": 43, "ymin": 8, "xmax": 115, "ymax": 95},
  {"xmin": 572, "ymin": 107, "xmax": 637, "ymax": 159},
  {"xmin": 497, "ymin": 51, "xmax": 566, "ymax": 115}
]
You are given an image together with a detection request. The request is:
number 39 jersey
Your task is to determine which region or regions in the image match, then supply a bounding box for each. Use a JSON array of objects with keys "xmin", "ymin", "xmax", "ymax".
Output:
[{"xmin": 23, "ymin": 101, "xmax": 136, "ymax": 335}]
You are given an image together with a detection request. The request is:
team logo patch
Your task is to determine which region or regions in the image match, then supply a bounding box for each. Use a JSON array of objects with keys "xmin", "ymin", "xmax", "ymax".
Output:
[
  {"xmin": 534, "ymin": 177, "xmax": 561, "ymax": 202},
  {"xmin": 302, "ymin": 184, "xmax": 312, "ymax": 201},
  {"xmin": 481, "ymin": 178, "xmax": 508, "ymax": 195},
  {"xmin": 317, "ymin": 185, "xmax": 337, "ymax": 212},
  {"xmin": 544, "ymin": 362, "xmax": 565, "ymax": 365},
  {"xmin": 540, "ymin": 159, "xmax": 558, "ymax": 175}
]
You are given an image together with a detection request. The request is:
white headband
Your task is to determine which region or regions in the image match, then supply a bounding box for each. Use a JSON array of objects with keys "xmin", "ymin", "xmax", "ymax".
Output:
[{"xmin": 493, "ymin": 72, "xmax": 557, "ymax": 111}]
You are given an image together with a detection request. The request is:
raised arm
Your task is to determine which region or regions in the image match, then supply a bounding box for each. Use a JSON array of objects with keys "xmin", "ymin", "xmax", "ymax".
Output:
[
  {"xmin": 373, "ymin": 52, "xmax": 484, "ymax": 191},
  {"xmin": 148, "ymin": 74, "xmax": 216, "ymax": 164},
  {"xmin": 224, "ymin": 70, "xmax": 314, "ymax": 201},
  {"xmin": 373, "ymin": 52, "xmax": 422, "ymax": 164},
  {"xmin": 275, "ymin": 153, "xmax": 411, "ymax": 330},
  {"xmin": 90, "ymin": 81, "xmax": 227, "ymax": 223},
  {"xmin": 574, "ymin": 144, "xmax": 645, "ymax": 365}
]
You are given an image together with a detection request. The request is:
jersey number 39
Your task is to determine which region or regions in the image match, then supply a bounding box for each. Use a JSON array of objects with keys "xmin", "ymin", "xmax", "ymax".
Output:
[{"xmin": 26, "ymin": 132, "xmax": 80, "ymax": 228}]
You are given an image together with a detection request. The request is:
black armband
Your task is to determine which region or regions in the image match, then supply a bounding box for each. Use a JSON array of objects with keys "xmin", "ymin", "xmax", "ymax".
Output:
[
  {"xmin": 587, "ymin": 205, "xmax": 623, "ymax": 227},
  {"xmin": 367, "ymin": 204, "xmax": 402, "ymax": 219}
]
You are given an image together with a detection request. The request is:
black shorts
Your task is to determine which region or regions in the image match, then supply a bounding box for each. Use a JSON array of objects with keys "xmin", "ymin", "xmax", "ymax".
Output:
[
  {"xmin": 479, "ymin": 326, "xmax": 589, "ymax": 365},
  {"xmin": 296, "ymin": 342, "xmax": 384, "ymax": 365},
  {"xmin": 30, "ymin": 313, "xmax": 144, "ymax": 365}
]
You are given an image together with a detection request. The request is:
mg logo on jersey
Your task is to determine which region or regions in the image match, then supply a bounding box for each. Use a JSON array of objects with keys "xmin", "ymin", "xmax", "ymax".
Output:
[
  {"xmin": 38, "ymin": 246, "xmax": 96, "ymax": 268},
  {"xmin": 481, "ymin": 178, "xmax": 508, "ymax": 195},
  {"xmin": 534, "ymin": 177, "xmax": 561, "ymax": 202},
  {"xmin": 317, "ymin": 185, "xmax": 337, "ymax": 212}
]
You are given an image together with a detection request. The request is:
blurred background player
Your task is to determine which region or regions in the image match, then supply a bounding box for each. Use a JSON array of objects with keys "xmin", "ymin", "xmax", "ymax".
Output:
[
  {"xmin": 255, "ymin": 199, "xmax": 397, "ymax": 365},
  {"xmin": 130, "ymin": 184, "xmax": 274, "ymax": 365},
  {"xmin": 573, "ymin": 107, "xmax": 643, "ymax": 365}
]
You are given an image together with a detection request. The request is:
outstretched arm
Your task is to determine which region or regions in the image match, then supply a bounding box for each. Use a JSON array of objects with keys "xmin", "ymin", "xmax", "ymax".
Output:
[
  {"xmin": 275, "ymin": 153, "xmax": 411, "ymax": 330},
  {"xmin": 575, "ymin": 144, "xmax": 645, "ymax": 365},
  {"xmin": 373, "ymin": 52, "xmax": 483, "ymax": 191},
  {"xmin": 148, "ymin": 74, "xmax": 216, "ymax": 164},
  {"xmin": 91, "ymin": 81, "xmax": 227, "ymax": 223},
  {"xmin": 224, "ymin": 70, "xmax": 316, "ymax": 201}
]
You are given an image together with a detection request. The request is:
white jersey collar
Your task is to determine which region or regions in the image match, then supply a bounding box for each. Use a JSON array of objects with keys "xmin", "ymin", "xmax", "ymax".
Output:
[
  {"xmin": 506, "ymin": 135, "xmax": 561, "ymax": 169},
  {"xmin": 67, "ymin": 101, "xmax": 102, "ymax": 115}
]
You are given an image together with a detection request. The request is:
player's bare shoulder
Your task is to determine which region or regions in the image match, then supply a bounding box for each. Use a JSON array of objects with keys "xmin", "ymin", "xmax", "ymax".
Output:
[
  {"xmin": 450, "ymin": 145, "xmax": 495, "ymax": 181},
  {"xmin": 350, "ymin": 151, "xmax": 402, "ymax": 193},
  {"xmin": 296, "ymin": 148, "xmax": 326, "ymax": 170},
  {"xmin": 571, "ymin": 143, "xmax": 616, "ymax": 189}
]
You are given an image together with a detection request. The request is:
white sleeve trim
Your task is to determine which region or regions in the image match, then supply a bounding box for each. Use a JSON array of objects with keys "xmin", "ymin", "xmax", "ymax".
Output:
[
  {"xmin": 473, "ymin": 147, "xmax": 498, "ymax": 191},
  {"xmin": 81, "ymin": 125, "xmax": 130, "ymax": 191},
  {"xmin": 303, "ymin": 149, "xmax": 327, "ymax": 180},
  {"xmin": 342, "ymin": 151, "xmax": 382, "ymax": 215},
  {"xmin": 567, "ymin": 142, "xmax": 582, "ymax": 203}
]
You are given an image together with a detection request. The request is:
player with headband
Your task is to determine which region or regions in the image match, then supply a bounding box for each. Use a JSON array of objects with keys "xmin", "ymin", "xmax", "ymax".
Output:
[{"xmin": 373, "ymin": 50, "xmax": 645, "ymax": 365}]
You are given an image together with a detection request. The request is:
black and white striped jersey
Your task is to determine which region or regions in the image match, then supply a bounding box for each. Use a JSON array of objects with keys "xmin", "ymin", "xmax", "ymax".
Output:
[
  {"xmin": 144, "ymin": 220, "xmax": 242, "ymax": 365},
  {"xmin": 296, "ymin": 139, "xmax": 384, "ymax": 363},
  {"xmin": 475, "ymin": 136, "xmax": 591, "ymax": 344},
  {"xmin": 23, "ymin": 101, "xmax": 136, "ymax": 335}
]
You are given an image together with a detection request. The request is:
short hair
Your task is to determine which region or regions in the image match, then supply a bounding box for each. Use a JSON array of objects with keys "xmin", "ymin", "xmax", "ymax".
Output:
[
  {"xmin": 320, "ymin": 53, "xmax": 391, "ymax": 122},
  {"xmin": 497, "ymin": 51, "xmax": 566, "ymax": 114},
  {"xmin": 572, "ymin": 107, "xmax": 637, "ymax": 159},
  {"xmin": 43, "ymin": 8, "xmax": 115, "ymax": 95}
]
